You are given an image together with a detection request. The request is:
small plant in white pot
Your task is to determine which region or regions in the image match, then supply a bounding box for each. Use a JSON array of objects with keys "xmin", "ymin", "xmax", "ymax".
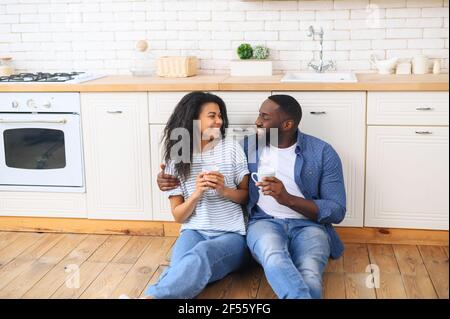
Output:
[
  {"xmin": 253, "ymin": 45, "xmax": 270, "ymax": 60},
  {"xmin": 230, "ymin": 43, "xmax": 272, "ymax": 76}
]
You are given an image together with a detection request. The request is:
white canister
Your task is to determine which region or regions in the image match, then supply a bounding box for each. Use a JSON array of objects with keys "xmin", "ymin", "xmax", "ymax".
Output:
[
  {"xmin": 412, "ymin": 55, "xmax": 429, "ymax": 74},
  {"xmin": 432, "ymin": 59, "xmax": 441, "ymax": 74}
]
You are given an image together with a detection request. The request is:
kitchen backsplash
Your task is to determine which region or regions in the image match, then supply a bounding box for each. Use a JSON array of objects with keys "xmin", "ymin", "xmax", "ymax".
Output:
[{"xmin": 0, "ymin": 0, "xmax": 448, "ymax": 74}]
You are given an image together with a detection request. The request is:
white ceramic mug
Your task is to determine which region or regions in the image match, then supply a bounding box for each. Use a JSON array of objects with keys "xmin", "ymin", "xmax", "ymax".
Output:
[
  {"xmin": 412, "ymin": 55, "xmax": 429, "ymax": 74},
  {"xmin": 202, "ymin": 164, "xmax": 220, "ymax": 196},
  {"xmin": 251, "ymin": 170, "xmax": 276, "ymax": 183}
]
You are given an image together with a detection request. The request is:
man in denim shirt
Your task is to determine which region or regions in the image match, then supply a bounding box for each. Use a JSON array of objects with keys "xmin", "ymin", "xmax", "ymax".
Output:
[
  {"xmin": 242, "ymin": 95, "xmax": 346, "ymax": 299},
  {"xmin": 157, "ymin": 94, "xmax": 346, "ymax": 299}
]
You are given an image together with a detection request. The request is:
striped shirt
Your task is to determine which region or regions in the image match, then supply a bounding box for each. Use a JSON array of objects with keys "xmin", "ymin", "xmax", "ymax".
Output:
[{"xmin": 164, "ymin": 138, "xmax": 249, "ymax": 236}]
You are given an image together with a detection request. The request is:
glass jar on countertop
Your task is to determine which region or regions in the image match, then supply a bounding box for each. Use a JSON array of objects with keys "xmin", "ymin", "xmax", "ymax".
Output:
[
  {"xmin": 130, "ymin": 40, "xmax": 155, "ymax": 77},
  {"xmin": 0, "ymin": 57, "xmax": 14, "ymax": 76}
]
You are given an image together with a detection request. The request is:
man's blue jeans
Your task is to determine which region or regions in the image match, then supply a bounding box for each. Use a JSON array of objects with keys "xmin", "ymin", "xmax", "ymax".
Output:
[
  {"xmin": 246, "ymin": 218, "xmax": 331, "ymax": 299},
  {"xmin": 144, "ymin": 229, "xmax": 248, "ymax": 298}
]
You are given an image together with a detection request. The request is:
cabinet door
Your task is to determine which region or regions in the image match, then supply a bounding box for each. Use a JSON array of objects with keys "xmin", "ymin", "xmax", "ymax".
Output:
[
  {"xmin": 273, "ymin": 92, "xmax": 366, "ymax": 227},
  {"xmin": 365, "ymin": 126, "xmax": 449, "ymax": 230},
  {"xmin": 81, "ymin": 93, "xmax": 152, "ymax": 220},
  {"xmin": 150, "ymin": 124, "xmax": 173, "ymax": 221}
]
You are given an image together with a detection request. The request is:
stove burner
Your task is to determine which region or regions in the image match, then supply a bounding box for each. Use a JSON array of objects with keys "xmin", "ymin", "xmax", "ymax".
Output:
[{"xmin": 0, "ymin": 72, "xmax": 86, "ymax": 83}]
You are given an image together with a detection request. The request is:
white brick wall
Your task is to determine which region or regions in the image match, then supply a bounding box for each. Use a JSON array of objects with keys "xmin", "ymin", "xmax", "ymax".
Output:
[{"xmin": 0, "ymin": 0, "xmax": 448, "ymax": 74}]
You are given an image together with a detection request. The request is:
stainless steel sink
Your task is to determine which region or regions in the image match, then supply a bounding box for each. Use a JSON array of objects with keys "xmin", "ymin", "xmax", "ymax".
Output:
[{"xmin": 281, "ymin": 72, "xmax": 357, "ymax": 83}]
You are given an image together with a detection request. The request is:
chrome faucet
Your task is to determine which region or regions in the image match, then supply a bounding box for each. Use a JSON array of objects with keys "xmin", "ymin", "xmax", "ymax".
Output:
[{"xmin": 307, "ymin": 26, "xmax": 335, "ymax": 73}]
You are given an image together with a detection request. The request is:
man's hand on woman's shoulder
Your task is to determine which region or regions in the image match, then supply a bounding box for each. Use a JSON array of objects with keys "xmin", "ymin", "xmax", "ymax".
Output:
[{"xmin": 157, "ymin": 163, "xmax": 180, "ymax": 191}]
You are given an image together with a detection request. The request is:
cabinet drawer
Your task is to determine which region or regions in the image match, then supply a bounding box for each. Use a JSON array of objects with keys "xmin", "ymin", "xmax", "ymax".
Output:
[
  {"xmin": 148, "ymin": 92, "xmax": 268, "ymax": 124},
  {"xmin": 0, "ymin": 192, "xmax": 87, "ymax": 218},
  {"xmin": 227, "ymin": 125, "xmax": 257, "ymax": 139},
  {"xmin": 367, "ymin": 92, "xmax": 449, "ymax": 126}
]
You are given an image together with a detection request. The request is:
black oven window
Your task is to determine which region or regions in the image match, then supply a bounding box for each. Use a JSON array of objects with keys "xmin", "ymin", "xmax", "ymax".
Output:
[{"xmin": 3, "ymin": 128, "xmax": 66, "ymax": 169}]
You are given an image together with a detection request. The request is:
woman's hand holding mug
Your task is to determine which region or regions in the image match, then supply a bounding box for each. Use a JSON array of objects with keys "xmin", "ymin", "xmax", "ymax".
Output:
[
  {"xmin": 203, "ymin": 171, "xmax": 226, "ymax": 196},
  {"xmin": 193, "ymin": 172, "xmax": 210, "ymax": 198}
]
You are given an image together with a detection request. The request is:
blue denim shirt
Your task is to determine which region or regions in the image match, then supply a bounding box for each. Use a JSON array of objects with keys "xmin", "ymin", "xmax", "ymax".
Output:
[{"xmin": 240, "ymin": 130, "xmax": 346, "ymax": 259}]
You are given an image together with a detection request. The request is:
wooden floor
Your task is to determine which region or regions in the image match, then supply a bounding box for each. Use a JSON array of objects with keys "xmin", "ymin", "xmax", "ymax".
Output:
[{"xmin": 0, "ymin": 231, "xmax": 448, "ymax": 299}]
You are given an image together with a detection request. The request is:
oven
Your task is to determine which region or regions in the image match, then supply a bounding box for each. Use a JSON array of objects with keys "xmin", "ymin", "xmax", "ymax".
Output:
[{"xmin": 0, "ymin": 93, "xmax": 85, "ymax": 192}]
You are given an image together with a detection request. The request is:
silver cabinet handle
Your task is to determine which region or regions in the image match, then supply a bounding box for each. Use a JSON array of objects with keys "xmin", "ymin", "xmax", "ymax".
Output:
[
  {"xmin": 107, "ymin": 110, "xmax": 123, "ymax": 114},
  {"xmin": 415, "ymin": 131, "xmax": 433, "ymax": 135},
  {"xmin": 416, "ymin": 107, "xmax": 433, "ymax": 111},
  {"xmin": 232, "ymin": 128, "xmax": 249, "ymax": 132},
  {"xmin": 0, "ymin": 119, "xmax": 67, "ymax": 124},
  {"xmin": 310, "ymin": 111, "xmax": 327, "ymax": 115}
]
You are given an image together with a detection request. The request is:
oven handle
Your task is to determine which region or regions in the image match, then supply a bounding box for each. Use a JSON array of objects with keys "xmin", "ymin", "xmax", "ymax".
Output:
[{"xmin": 0, "ymin": 119, "xmax": 68, "ymax": 124}]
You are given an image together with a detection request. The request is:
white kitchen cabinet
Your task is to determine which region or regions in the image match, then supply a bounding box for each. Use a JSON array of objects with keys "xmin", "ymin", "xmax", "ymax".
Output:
[
  {"xmin": 365, "ymin": 91, "xmax": 449, "ymax": 230},
  {"xmin": 81, "ymin": 93, "xmax": 152, "ymax": 220},
  {"xmin": 365, "ymin": 126, "xmax": 449, "ymax": 230},
  {"xmin": 273, "ymin": 92, "xmax": 366, "ymax": 227}
]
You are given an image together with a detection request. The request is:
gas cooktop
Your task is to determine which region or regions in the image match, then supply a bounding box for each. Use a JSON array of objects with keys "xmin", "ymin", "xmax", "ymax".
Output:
[{"xmin": 0, "ymin": 72, "xmax": 105, "ymax": 84}]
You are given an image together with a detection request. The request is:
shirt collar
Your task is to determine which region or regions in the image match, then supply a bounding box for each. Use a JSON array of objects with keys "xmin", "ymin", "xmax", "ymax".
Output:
[{"xmin": 295, "ymin": 129, "xmax": 303, "ymax": 154}]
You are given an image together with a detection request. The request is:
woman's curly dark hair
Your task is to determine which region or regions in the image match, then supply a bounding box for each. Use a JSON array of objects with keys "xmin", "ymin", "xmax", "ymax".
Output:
[{"xmin": 162, "ymin": 91, "xmax": 229, "ymax": 179}]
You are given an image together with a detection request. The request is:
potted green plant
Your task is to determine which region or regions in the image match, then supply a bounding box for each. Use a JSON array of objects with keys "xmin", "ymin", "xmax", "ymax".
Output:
[
  {"xmin": 230, "ymin": 43, "xmax": 272, "ymax": 76},
  {"xmin": 253, "ymin": 45, "xmax": 270, "ymax": 60},
  {"xmin": 237, "ymin": 43, "xmax": 253, "ymax": 60}
]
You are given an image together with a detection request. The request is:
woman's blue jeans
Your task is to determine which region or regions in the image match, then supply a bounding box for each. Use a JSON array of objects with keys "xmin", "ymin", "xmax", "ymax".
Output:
[{"xmin": 144, "ymin": 229, "xmax": 249, "ymax": 299}]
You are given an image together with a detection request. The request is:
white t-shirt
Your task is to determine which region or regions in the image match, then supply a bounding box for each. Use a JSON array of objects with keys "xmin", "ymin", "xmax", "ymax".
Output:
[{"xmin": 256, "ymin": 143, "xmax": 306, "ymax": 219}]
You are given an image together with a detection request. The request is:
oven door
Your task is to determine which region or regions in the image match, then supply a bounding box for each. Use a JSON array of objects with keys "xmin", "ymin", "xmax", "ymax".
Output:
[{"xmin": 0, "ymin": 113, "xmax": 83, "ymax": 187}]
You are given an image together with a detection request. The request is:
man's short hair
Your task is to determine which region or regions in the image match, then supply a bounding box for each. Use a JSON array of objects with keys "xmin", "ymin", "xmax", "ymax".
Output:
[{"xmin": 268, "ymin": 94, "xmax": 302, "ymax": 127}]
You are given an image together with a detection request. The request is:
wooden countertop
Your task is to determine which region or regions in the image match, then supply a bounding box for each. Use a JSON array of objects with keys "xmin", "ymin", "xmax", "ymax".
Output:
[
  {"xmin": 0, "ymin": 73, "xmax": 448, "ymax": 92},
  {"xmin": 220, "ymin": 73, "xmax": 449, "ymax": 91}
]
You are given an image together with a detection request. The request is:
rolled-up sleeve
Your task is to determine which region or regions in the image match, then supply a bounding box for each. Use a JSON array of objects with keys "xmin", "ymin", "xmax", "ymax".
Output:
[
  {"xmin": 234, "ymin": 143, "xmax": 250, "ymax": 185},
  {"xmin": 313, "ymin": 145, "xmax": 346, "ymax": 224},
  {"xmin": 163, "ymin": 161, "xmax": 184, "ymax": 198}
]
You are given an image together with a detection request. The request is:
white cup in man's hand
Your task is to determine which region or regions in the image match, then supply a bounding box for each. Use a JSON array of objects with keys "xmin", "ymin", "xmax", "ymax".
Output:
[{"xmin": 251, "ymin": 170, "xmax": 276, "ymax": 184}]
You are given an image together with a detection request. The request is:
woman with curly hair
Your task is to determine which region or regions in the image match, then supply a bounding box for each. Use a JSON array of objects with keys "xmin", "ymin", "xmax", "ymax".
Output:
[{"xmin": 142, "ymin": 91, "xmax": 250, "ymax": 299}]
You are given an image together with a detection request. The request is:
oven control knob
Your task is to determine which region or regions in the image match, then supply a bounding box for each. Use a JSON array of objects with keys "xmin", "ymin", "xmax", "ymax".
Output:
[
  {"xmin": 43, "ymin": 101, "xmax": 52, "ymax": 108},
  {"xmin": 11, "ymin": 101, "xmax": 19, "ymax": 109},
  {"xmin": 27, "ymin": 99, "xmax": 37, "ymax": 109}
]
